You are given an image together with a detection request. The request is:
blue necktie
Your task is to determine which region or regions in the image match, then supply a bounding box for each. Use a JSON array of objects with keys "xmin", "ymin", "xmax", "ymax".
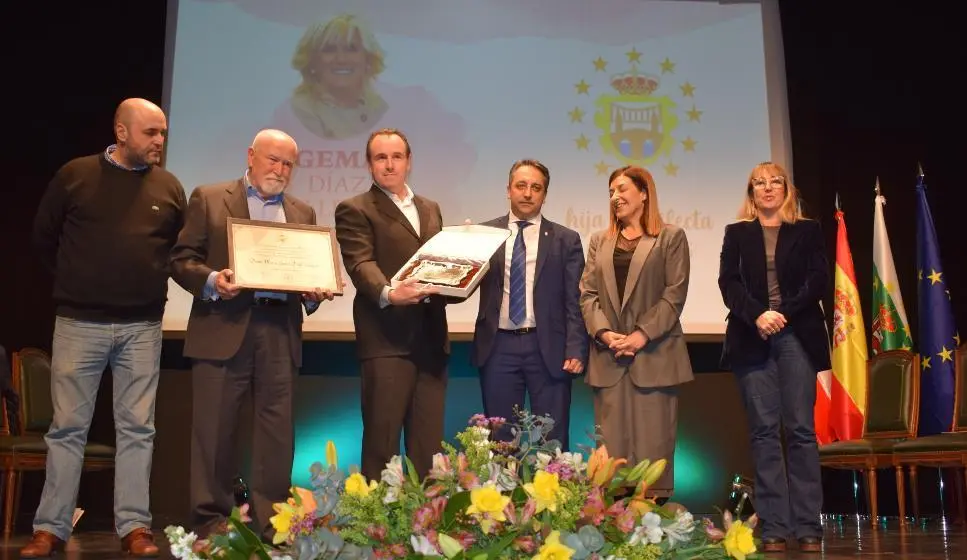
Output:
[{"xmin": 509, "ymin": 220, "xmax": 531, "ymax": 325}]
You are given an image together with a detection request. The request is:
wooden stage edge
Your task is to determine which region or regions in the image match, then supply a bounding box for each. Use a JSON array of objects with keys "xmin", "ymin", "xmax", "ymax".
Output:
[
  {"xmin": 0, "ymin": 515, "xmax": 963, "ymax": 559},
  {"xmin": 162, "ymin": 330, "xmax": 726, "ymax": 343}
]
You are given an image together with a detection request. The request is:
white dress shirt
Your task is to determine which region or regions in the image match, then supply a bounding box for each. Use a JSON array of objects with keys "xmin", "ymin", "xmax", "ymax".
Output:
[{"xmin": 499, "ymin": 212, "xmax": 541, "ymax": 329}]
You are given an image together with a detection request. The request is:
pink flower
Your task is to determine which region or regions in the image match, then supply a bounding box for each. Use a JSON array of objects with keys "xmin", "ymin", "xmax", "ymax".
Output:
[
  {"xmin": 703, "ymin": 518, "xmax": 725, "ymax": 542},
  {"xmin": 513, "ymin": 535, "xmax": 537, "ymax": 553},
  {"xmin": 452, "ymin": 530, "xmax": 476, "ymax": 549},
  {"xmin": 365, "ymin": 524, "xmax": 387, "ymax": 541},
  {"xmin": 615, "ymin": 508, "xmax": 637, "ymax": 534},
  {"xmin": 519, "ymin": 498, "xmax": 537, "ymax": 526},
  {"xmin": 581, "ymin": 486, "xmax": 607, "ymax": 526},
  {"xmin": 544, "ymin": 461, "xmax": 576, "ymax": 481}
]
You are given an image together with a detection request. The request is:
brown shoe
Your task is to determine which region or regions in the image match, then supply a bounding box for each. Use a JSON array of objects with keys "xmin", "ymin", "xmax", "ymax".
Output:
[
  {"xmin": 20, "ymin": 531, "xmax": 65, "ymax": 558},
  {"xmin": 121, "ymin": 528, "xmax": 159, "ymax": 557},
  {"xmin": 761, "ymin": 536, "xmax": 786, "ymax": 553},
  {"xmin": 798, "ymin": 536, "xmax": 822, "ymax": 553}
]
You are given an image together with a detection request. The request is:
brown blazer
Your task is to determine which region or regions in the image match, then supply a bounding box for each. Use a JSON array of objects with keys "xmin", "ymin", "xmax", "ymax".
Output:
[
  {"xmin": 580, "ymin": 225, "xmax": 694, "ymax": 389},
  {"xmin": 334, "ymin": 185, "xmax": 449, "ymax": 360},
  {"xmin": 169, "ymin": 179, "xmax": 318, "ymax": 366}
]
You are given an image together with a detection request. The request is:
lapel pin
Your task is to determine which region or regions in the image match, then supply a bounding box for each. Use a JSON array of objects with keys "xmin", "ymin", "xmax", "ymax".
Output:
[{"xmin": 151, "ymin": 205, "xmax": 160, "ymax": 212}]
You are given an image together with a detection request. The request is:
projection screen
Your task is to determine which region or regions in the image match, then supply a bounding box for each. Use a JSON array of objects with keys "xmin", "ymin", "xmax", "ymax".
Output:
[{"xmin": 161, "ymin": 0, "xmax": 792, "ymax": 337}]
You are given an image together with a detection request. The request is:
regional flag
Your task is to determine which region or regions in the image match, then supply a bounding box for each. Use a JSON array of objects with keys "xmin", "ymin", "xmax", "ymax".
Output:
[{"xmin": 872, "ymin": 182, "xmax": 913, "ymax": 354}]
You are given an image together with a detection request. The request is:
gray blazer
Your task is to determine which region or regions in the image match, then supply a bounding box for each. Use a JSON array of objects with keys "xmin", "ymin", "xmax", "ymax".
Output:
[
  {"xmin": 169, "ymin": 178, "xmax": 318, "ymax": 366},
  {"xmin": 579, "ymin": 225, "xmax": 694, "ymax": 389}
]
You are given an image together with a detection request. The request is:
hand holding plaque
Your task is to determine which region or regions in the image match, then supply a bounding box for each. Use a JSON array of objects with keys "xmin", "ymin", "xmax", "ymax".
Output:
[
  {"xmin": 227, "ymin": 218, "xmax": 345, "ymax": 295},
  {"xmin": 391, "ymin": 224, "xmax": 511, "ymax": 299}
]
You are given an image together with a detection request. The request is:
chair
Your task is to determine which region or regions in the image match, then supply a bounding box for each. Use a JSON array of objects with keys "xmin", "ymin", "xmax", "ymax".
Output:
[
  {"xmin": 0, "ymin": 348, "xmax": 115, "ymax": 536},
  {"xmin": 819, "ymin": 349, "xmax": 920, "ymax": 525},
  {"xmin": 891, "ymin": 343, "xmax": 967, "ymax": 521}
]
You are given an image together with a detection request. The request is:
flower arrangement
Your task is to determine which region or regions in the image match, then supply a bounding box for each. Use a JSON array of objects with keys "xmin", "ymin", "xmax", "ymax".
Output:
[{"xmin": 166, "ymin": 410, "xmax": 761, "ymax": 560}]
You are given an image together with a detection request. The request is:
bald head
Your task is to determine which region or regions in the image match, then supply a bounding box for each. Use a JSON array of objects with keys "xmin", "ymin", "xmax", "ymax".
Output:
[
  {"xmin": 251, "ymin": 128, "xmax": 298, "ymax": 152},
  {"xmin": 247, "ymin": 129, "xmax": 299, "ymax": 197},
  {"xmin": 114, "ymin": 98, "xmax": 165, "ymax": 128},
  {"xmin": 113, "ymin": 98, "xmax": 168, "ymax": 168}
]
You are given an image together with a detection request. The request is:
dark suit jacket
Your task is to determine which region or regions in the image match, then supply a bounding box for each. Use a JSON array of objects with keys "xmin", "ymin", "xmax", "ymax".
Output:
[
  {"xmin": 580, "ymin": 226, "xmax": 694, "ymax": 389},
  {"xmin": 334, "ymin": 185, "xmax": 449, "ymax": 360},
  {"xmin": 717, "ymin": 218, "xmax": 831, "ymax": 372},
  {"xmin": 470, "ymin": 215, "xmax": 589, "ymax": 378},
  {"xmin": 169, "ymin": 179, "xmax": 318, "ymax": 366}
]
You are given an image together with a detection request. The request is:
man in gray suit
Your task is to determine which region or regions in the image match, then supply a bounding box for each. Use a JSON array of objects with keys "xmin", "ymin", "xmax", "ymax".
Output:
[{"xmin": 170, "ymin": 129, "xmax": 334, "ymax": 540}]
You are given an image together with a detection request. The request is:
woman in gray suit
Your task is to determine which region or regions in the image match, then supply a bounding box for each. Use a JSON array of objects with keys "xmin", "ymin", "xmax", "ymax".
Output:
[{"xmin": 579, "ymin": 165, "xmax": 694, "ymax": 498}]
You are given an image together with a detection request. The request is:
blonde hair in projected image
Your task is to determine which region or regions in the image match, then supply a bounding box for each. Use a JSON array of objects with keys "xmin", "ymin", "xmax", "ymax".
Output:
[
  {"xmin": 291, "ymin": 14, "xmax": 386, "ymax": 96},
  {"xmin": 737, "ymin": 161, "xmax": 806, "ymax": 223}
]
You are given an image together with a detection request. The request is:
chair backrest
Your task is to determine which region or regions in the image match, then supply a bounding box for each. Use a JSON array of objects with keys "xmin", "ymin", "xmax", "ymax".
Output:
[
  {"xmin": 954, "ymin": 343, "xmax": 967, "ymax": 432},
  {"xmin": 11, "ymin": 348, "xmax": 54, "ymax": 435},
  {"xmin": 862, "ymin": 349, "xmax": 919, "ymax": 439}
]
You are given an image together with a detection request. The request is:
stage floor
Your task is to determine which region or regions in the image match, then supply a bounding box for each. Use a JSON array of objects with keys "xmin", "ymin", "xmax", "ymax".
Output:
[{"xmin": 0, "ymin": 516, "xmax": 963, "ymax": 559}]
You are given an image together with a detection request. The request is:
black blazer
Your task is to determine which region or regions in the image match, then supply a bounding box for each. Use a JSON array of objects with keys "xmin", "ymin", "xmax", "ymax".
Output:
[{"xmin": 718, "ymin": 219, "xmax": 831, "ymax": 372}]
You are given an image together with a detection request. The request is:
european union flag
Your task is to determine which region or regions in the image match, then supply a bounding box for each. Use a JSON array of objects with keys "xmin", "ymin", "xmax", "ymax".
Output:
[{"xmin": 916, "ymin": 170, "xmax": 960, "ymax": 435}]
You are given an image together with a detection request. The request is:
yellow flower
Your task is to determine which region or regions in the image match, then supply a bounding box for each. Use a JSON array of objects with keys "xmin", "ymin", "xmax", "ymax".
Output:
[
  {"xmin": 268, "ymin": 487, "xmax": 318, "ymax": 545},
  {"xmin": 268, "ymin": 502, "xmax": 296, "ymax": 545},
  {"xmin": 533, "ymin": 531, "xmax": 574, "ymax": 560},
  {"xmin": 466, "ymin": 483, "xmax": 510, "ymax": 533},
  {"xmin": 345, "ymin": 473, "xmax": 377, "ymax": 497},
  {"xmin": 723, "ymin": 520, "xmax": 756, "ymax": 560},
  {"xmin": 523, "ymin": 471, "xmax": 563, "ymax": 513}
]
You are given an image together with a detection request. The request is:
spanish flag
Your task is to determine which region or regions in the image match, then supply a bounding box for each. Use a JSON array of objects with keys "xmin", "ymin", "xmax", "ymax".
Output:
[{"xmin": 816, "ymin": 204, "xmax": 867, "ymax": 443}]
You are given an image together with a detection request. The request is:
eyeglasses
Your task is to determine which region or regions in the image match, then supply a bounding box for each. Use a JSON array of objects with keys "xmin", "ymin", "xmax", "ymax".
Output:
[{"xmin": 751, "ymin": 176, "xmax": 785, "ymax": 189}]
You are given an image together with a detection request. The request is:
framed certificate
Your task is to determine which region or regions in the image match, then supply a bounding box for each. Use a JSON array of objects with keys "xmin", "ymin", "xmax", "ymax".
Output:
[{"xmin": 227, "ymin": 218, "xmax": 344, "ymax": 295}]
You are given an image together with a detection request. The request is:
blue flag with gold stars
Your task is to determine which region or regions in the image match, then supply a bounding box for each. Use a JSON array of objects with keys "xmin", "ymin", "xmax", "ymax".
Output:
[{"xmin": 916, "ymin": 171, "xmax": 959, "ymax": 435}]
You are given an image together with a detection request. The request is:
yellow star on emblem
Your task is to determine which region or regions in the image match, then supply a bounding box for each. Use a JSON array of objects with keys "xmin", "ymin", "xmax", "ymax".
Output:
[
  {"xmin": 568, "ymin": 107, "xmax": 585, "ymax": 123},
  {"xmin": 664, "ymin": 161, "xmax": 679, "ymax": 177},
  {"xmin": 921, "ymin": 355, "xmax": 931, "ymax": 369},
  {"xmin": 686, "ymin": 105, "xmax": 703, "ymax": 122},
  {"xmin": 660, "ymin": 57, "xmax": 675, "ymax": 74},
  {"xmin": 903, "ymin": 324, "xmax": 911, "ymax": 338},
  {"xmin": 575, "ymin": 134, "xmax": 590, "ymax": 150},
  {"xmin": 954, "ymin": 332, "xmax": 961, "ymax": 346},
  {"xmin": 938, "ymin": 346, "xmax": 953, "ymax": 362},
  {"xmin": 575, "ymin": 80, "xmax": 590, "ymax": 95},
  {"xmin": 593, "ymin": 56, "xmax": 607, "ymax": 71},
  {"xmin": 680, "ymin": 82, "xmax": 696, "ymax": 97},
  {"xmin": 873, "ymin": 276, "xmax": 880, "ymax": 290},
  {"xmin": 927, "ymin": 269, "xmax": 942, "ymax": 284},
  {"xmin": 884, "ymin": 281, "xmax": 895, "ymax": 293},
  {"xmin": 901, "ymin": 345, "xmax": 912, "ymax": 351},
  {"xmin": 626, "ymin": 47, "xmax": 642, "ymax": 63},
  {"xmin": 595, "ymin": 161, "xmax": 610, "ymax": 175},
  {"xmin": 681, "ymin": 137, "xmax": 697, "ymax": 152},
  {"xmin": 918, "ymin": 269, "xmax": 923, "ymax": 281}
]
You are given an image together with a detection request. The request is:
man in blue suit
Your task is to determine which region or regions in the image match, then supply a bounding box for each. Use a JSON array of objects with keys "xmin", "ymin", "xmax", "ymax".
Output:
[{"xmin": 471, "ymin": 159, "xmax": 589, "ymax": 450}]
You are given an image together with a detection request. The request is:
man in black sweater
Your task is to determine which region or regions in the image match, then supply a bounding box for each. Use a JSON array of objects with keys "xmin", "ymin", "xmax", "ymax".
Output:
[{"xmin": 21, "ymin": 98, "xmax": 186, "ymax": 559}]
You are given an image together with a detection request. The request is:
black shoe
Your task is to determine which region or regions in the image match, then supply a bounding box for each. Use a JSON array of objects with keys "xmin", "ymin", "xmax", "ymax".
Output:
[
  {"xmin": 761, "ymin": 537, "xmax": 786, "ymax": 552},
  {"xmin": 798, "ymin": 536, "xmax": 822, "ymax": 553}
]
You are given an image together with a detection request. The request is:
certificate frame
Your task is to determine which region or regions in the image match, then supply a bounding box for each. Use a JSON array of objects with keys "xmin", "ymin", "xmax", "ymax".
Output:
[{"xmin": 227, "ymin": 218, "xmax": 344, "ymax": 295}]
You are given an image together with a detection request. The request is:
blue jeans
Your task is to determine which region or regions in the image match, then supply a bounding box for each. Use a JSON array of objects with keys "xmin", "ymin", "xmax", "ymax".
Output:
[
  {"xmin": 33, "ymin": 316, "xmax": 161, "ymax": 540},
  {"xmin": 734, "ymin": 331, "xmax": 823, "ymax": 540}
]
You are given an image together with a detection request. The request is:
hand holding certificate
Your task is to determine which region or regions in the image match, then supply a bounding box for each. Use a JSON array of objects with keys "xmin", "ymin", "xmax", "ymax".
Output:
[{"xmin": 227, "ymin": 218, "xmax": 345, "ymax": 295}]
